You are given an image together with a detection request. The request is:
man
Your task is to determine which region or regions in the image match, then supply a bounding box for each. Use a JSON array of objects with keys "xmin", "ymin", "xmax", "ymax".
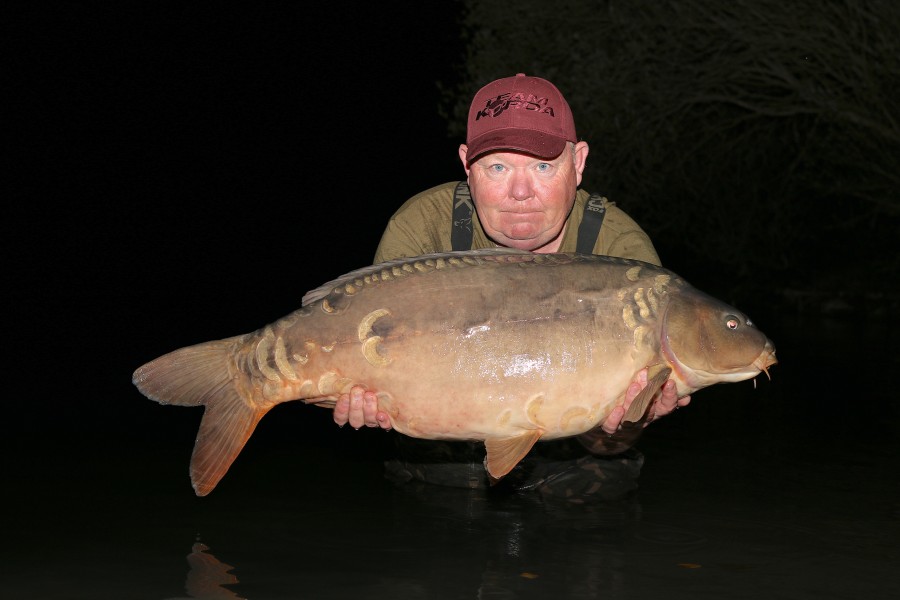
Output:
[{"xmin": 334, "ymin": 74, "xmax": 690, "ymax": 494}]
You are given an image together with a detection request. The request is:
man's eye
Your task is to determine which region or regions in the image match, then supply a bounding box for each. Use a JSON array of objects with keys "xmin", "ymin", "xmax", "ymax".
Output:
[
  {"xmin": 489, "ymin": 164, "xmax": 505, "ymax": 173},
  {"xmin": 537, "ymin": 163, "xmax": 551, "ymax": 172}
]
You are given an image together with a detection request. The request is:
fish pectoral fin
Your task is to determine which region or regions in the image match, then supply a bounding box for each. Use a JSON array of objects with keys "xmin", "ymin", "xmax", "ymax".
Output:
[
  {"xmin": 483, "ymin": 430, "xmax": 543, "ymax": 481},
  {"xmin": 623, "ymin": 365, "xmax": 672, "ymax": 423}
]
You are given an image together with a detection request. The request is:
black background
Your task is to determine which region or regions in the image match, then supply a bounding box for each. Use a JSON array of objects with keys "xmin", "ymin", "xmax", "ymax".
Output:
[
  {"xmin": 6, "ymin": 7, "xmax": 900, "ymax": 599},
  {"xmin": 10, "ymin": 3, "xmax": 465, "ymax": 451}
]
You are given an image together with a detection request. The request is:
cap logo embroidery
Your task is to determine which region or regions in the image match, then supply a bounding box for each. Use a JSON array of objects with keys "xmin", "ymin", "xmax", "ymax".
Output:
[{"xmin": 475, "ymin": 92, "xmax": 556, "ymax": 121}]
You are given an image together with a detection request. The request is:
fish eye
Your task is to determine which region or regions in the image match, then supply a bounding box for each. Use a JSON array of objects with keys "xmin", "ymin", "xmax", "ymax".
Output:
[{"xmin": 725, "ymin": 316, "xmax": 740, "ymax": 330}]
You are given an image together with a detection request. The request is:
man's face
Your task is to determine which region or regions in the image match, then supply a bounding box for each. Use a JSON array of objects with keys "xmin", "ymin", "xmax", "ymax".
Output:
[{"xmin": 459, "ymin": 142, "xmax": 588, "ymax": 253}]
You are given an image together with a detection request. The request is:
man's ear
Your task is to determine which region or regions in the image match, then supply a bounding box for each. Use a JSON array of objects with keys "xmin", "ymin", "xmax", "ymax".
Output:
[
  {"xmin": 458, "ymin": 144, "xmax": 471, "ymax": 175},
  {"xmin": 573, "ymin": 141, "xmax": 589, "ymax": 185}
]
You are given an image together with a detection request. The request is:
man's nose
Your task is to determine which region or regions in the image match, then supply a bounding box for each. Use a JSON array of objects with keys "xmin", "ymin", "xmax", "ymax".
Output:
[{"xmin": 508, "ymin": 171, "xmax": 534, "ymax": 201}]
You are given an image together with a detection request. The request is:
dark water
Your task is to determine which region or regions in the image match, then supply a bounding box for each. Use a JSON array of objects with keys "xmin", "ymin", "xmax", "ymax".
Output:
[{"xmin": 5, "ymin": 311, "xmax": 899, "ymax": 600}]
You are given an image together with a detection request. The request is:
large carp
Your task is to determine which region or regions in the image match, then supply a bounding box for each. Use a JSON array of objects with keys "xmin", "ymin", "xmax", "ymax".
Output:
[{"xmin": 133, "ymin": 250, "xmax": 776, "ymax": 496}]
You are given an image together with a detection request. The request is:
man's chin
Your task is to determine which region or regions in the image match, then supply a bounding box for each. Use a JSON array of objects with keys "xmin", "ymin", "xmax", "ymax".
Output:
[{"xmin": 492, "ymin": 236, "xmax": 538, "ymax": 251}]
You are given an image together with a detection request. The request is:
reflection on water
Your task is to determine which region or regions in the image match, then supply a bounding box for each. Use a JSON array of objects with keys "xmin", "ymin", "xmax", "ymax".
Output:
[
  {"xmin": 166, "ymin": 542, "xmax": 243, "ymax": 600},
  {"xmin": 170, "ymin": 486, "xmax": 650, "ymax": 600},
  {"xmin": 154, "ymin": 456, "xmax": 897, "ymax": 600}
]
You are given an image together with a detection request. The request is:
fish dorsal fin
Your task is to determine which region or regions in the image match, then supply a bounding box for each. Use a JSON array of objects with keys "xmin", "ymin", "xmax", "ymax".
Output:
[
  {"xmin": 623, "ymin": 365, "xmax": 672, "ymax": 423},
  {"xmin": 301, "ymin": 249, "xmax": 533, "ymax": 306},
  {"xmin": 483, "ymin": 429, "xmax": 544, "ymax": 480}
]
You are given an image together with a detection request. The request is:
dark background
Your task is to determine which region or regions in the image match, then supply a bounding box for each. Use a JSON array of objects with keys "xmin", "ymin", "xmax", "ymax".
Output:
[
  {"xmin": 8, "ymin": 0, "xmax": 898, "ymax": 543},
  {"xmin": 5, "ymin": 4, "xmax": 899, "ymax": 598},
  {"xmin": 11, "ymin": 3, "xmax": 464, "ymax": 447}
]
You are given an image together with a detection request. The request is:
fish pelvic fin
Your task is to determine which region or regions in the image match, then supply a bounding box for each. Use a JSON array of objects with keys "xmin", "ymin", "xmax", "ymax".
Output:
[
  {"xmin": 622, "ymin": 365, "xmax": 672, "ymax": 423},
  {"xmin": 132, "ymin": 336, "xmax": 269, "ymax": 496},
  {"xmin": 483, "ymin": 430, "xmax": 543, "ymax": 481}
]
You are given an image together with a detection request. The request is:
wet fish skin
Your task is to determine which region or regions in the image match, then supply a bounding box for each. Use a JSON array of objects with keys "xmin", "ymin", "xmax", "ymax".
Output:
[{"xmin": 132, "ymin": 250, "xmax": 777, "ymax": 496}]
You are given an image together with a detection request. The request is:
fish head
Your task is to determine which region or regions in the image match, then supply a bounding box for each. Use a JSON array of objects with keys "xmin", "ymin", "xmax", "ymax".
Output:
[{"xmin": 661, "ymin": 289, "xmax": 777, "ymax": 394}]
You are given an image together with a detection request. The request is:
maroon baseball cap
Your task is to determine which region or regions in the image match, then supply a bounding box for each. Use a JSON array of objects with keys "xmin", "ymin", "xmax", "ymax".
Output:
[{"xmin": 465, "ymin": 73, "xmax": 577, "ymax": 165}]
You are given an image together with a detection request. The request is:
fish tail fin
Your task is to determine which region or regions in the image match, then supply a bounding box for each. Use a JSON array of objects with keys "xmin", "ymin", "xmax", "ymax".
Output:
[{"xmin": 132, "ymin": 336, "xmax": 269, "ymax": 496}]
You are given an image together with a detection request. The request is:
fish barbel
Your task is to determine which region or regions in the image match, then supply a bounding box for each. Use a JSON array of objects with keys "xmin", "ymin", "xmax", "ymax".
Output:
[{"xmin": 132, "ymin": 250, "xmax": 777, "ymax": 496}]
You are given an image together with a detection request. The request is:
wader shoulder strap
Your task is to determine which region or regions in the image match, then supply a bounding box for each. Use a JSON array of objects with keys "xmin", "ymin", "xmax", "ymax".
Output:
[
  {"xmin": 451, "ymin": 181, "xmax": 474, "ymax": 251},
  {"xmin": 576, "ymin": 193, "xmax": 607, "ymax": 254}
]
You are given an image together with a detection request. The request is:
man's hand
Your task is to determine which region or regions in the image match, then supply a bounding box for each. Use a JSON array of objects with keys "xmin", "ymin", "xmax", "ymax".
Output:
[
  {"xmin": 578, "ymin": 367, "xmax": 692, "ymax": 455},
  {"xmin": 598, "ymin": 368, "xmax": 691, "ymax": 434},
  {"xmin": 333, "ymin": 385, "xmax": 392, "ymax": 430}
]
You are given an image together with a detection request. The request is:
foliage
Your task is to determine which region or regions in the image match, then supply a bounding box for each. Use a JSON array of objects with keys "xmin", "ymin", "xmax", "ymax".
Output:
[{"xmin": 440, "ymin": 0, "xmax": 900, "ymax": 291}]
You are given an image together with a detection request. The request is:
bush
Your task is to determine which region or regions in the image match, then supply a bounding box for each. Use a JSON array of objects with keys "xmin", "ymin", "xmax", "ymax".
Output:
[{"xmin": 440, "ymin": 0, "xmax": 900, "ymax": 295}]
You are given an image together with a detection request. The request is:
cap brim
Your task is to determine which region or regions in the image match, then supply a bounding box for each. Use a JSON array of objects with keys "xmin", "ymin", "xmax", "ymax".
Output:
[{"xmin": 466, "ymin": 128, "xmax": 568, "ymax": 165}]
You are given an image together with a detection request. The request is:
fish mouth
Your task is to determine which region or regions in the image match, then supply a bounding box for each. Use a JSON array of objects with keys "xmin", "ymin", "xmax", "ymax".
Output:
[{"xmin": 753, "ymin": 341, "xmax": 778, "ymax": 380}]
